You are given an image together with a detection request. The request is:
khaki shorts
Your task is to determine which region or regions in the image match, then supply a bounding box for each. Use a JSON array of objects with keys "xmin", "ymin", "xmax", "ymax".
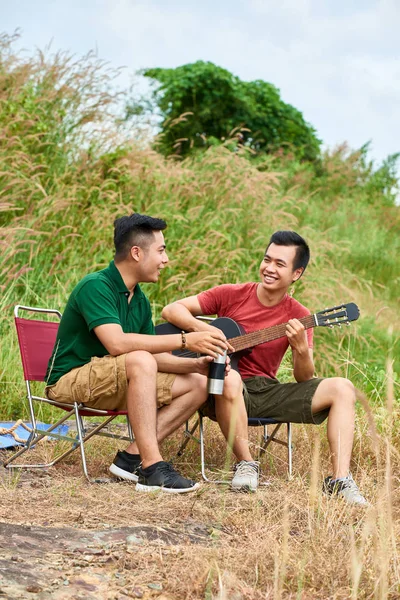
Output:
[
  {"xmin": 45, "ymin": 354, "xmax": 176, "ymax": 411},
  {"xmin": 201, "ymin": 376, "xmax": 329, "ymax": 425}
]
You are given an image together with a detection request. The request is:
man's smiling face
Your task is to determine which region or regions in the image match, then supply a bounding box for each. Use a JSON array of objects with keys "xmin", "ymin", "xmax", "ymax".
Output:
[
  {"xmin": 259, "ymin": 243, "xmax": 303, "ymax": 292},
  {"xmin": 136, "ymin": 230, "xmax": 169, "ymax": 283}
]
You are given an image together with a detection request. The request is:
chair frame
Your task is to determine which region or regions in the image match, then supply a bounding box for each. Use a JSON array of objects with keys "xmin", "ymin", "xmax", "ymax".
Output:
[
  {"xmin": 177, "ymin": 414, "xmax": 292, "ymax": 483},
  {"xmin": 3, "ymin": 305, "xmax": 134, "ymax": 481}
]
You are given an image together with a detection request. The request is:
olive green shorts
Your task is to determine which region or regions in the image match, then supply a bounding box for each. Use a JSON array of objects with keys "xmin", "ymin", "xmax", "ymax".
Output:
[{"xmin": 202, "ymin": 376, "xmax": 329, "ymax": 425}]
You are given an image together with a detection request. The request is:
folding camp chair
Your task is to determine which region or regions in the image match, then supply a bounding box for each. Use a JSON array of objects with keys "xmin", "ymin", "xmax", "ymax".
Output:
[
  {"xmin": 3, "ymin": 305, "xmax": 133, "ymax": 481},
  {"xmin": 155, "ymin": 320, "xmax": 293, "ymax": 483},
  {"xmin": 196, "ymin": 415, "xmax": 292, "ymax": 483},
  {"xmin": 176, "ymin": 413, "xmax": 292, "ymax": 483}
]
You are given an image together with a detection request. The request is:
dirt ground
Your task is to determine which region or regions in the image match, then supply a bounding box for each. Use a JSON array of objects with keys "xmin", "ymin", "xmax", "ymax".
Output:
[
  {"xmin": 0, "ymin": 426, "xmax": 281, "ymax": 600},
  {"xmin": 0, "ymin": 422, "xmax": 396, "ymax": 600}
]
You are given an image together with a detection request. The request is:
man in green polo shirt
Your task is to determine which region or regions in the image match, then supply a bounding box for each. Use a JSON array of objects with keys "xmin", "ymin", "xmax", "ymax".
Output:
[{"xmin": 45, "ymin": 213, "xmax": 231, "ymax": 493}]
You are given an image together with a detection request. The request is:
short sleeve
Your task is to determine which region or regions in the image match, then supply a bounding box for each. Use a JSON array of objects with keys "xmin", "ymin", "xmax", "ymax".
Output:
[
  {"xmin": 197, "ymin": 285, "xmax": 231, "ymax": 316},
  {"xmin": 75, "ymin": 280, "xmax": 120, "ymax": 331},
  {"xmin": 140, "ymin": 298, "xmax": 155, "ymax": 335}
]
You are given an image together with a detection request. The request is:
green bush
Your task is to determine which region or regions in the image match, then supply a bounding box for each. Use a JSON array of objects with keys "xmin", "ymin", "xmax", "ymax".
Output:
[{"xmin": 129, "ymin": 61, "xmax": 321, "ymax": 162}]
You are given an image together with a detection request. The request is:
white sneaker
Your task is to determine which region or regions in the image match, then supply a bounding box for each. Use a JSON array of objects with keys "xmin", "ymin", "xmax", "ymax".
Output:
[
  {"xmin": 323, "ymin": 475, "xmax": 369, "ymax": 506},
  {"xmin": 231, "ymin": 461, "xmax": 259, "ymax": 492}
]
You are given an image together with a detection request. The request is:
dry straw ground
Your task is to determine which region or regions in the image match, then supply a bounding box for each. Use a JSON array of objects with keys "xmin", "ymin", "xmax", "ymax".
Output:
[{"xmin": 1, "ymin": 408, "xmax": 399, "ymax": 600}]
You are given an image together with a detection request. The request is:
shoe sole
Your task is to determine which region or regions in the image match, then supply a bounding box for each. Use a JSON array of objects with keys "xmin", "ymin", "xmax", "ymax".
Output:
[
  {"xmin": 109, "ymin": 463, "xmax": 139, "ymax": 483},
  {"xmin": 231, "ymin": 484, "xmax": 257, "ymax": 493},
  {"xmin": 135, "ymin": 482, "xmax": 201, "ymax": 494},
  {"xmin": 323, "ymin": 489, "xmax": 369, "ymax": 506}
]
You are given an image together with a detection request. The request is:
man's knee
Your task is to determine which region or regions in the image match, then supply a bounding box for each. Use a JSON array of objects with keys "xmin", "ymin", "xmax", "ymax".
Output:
[
  {"xmin": 183, "ymin": 372, "xmax": 207, "ymax": 391},
  {"xmin": 218, "ymin": 369, "xmax": 243, "ymax": 402},
  {"xmin": 171, "ymin": 371, "xmax": 208, "ymax": 402},
  {"xmin": 320, "ymin": 377, "xmax": 356, "ymax": 405},
  {"xmin": 125, "ymin": 351, "xmax": 157, "ymax": 378}
]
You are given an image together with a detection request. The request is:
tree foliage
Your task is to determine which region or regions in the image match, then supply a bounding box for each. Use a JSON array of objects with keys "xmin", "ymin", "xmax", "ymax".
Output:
[{"xmin": 136, "ymin": 61, "xmax": 321, "ymax": 161}]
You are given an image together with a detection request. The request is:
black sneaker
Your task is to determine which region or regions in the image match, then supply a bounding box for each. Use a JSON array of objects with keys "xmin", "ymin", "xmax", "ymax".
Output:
[
  {"xmin": 135, "ymin": 461, "xmax": 200, "ymax": 494},
  {"xmin": 109, "ymin": 450, "xmax": 141, "ymax": 482}
]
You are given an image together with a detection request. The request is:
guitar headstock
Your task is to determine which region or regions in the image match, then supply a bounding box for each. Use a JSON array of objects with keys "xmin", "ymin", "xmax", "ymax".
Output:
[{"xmin": 315, "ymin": 303, "xmax": 360, "ymax": 328}]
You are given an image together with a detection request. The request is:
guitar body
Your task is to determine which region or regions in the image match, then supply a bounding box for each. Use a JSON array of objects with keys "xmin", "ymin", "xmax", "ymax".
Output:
[{"xmin": 155, "ymin": 317, "xmax": 248, "ymax": 372}]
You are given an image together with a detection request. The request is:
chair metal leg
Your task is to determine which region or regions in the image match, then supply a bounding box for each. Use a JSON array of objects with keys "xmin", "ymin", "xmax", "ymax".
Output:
[
  {"xmin": 258, "ymin": 423, "xmax": 285, "ymax": 454},
  {"xmin": 176, "ymin": 418, "xmax": 200, "ymax": 457},
  {"xmin": 287, "ymin": 422, "xmax": 292, "ymax": 479},
  {"xmin": 25, "ymin": 382, "xmax": 39, "ymax": 449},
  {"xmin": 73, "ymin": 403, "xmax": 90, "ymax": 480},
  {"xmin": 48, "ymin": 415, "xmax": 119, "ymax": 475},
  {"xmin": 257, "ymin": 422, "xmax": 293, "ymax": 480},
  {"xmin": 126, "ymin": 417, "xmax": 134, "ymax": 442},
  {"xmin": 199, "ymin": 414, "xmax": 230, "ymax": 484}
]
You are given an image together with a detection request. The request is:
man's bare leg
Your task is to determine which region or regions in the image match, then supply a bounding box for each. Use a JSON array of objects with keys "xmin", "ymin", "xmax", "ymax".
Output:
[
  {"xmin": 123, "ymin": 351, "xmax": 162, "ymax": 468},
  {"xmin": 311, "ymin": 377, "xmax": 356, "ymax": 478},
  {"xmin": 214, "ymin": 370, "xmax": 254, "ymax": 462},
  {"xmin": 124, "ymin": 368, "xmax": 252, "ymax": 461},
  {"xmin": 125, "ymin": 371, "xmax": 209, "ymax": 454},
  {"xmin": 155, "ymin": 372, "xmax": 209, "ymax": 440}
]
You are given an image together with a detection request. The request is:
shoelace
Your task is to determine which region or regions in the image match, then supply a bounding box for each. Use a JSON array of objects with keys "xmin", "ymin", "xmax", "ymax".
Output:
[
  {"xmin": 236, "ymin": 461, "xmax": 259, "ymax": 475},
  {"xmin": 157, "ymin": 462, "xmax": 175, "ymax": 474},
  {"xmin": 331, "ymin": 477, "xmax": 362, "ymax": 495}
]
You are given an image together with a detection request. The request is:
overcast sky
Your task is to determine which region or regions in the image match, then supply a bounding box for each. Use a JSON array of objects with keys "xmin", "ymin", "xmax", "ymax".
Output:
[{"xmin": 2, "ymin": 0, "xmax": 399, "ymax": 167}]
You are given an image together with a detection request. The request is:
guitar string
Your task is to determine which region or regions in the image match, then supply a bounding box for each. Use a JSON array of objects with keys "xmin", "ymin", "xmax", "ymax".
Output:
[
  {"xmin": 176, "ymin": 315, "xmax": 315, "ymax": 358},
  {"xmin": 175, "ymin": 310, "xmax": 349, "ymax": 357},
  {"xmin": 230, "ymin": 315, "xmax": 315, "ymax": 352}
]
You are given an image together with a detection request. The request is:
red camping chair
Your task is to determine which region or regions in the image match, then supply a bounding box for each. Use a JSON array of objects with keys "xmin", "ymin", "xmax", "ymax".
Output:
[{"xmin": 3, "ymin": 305, "xmax": 133, "ymax": 481}]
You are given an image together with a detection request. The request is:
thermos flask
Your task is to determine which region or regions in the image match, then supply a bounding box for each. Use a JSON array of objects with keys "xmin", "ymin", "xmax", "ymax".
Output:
[{"xmin": 207, "ymin": 350, "xmax": 227, "ymax": 395}]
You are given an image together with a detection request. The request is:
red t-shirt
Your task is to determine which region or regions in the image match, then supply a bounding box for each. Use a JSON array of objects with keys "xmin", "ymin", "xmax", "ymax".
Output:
[{"xmin": 197, "ymin": 283, "xmax": 313, "ymax": 379}]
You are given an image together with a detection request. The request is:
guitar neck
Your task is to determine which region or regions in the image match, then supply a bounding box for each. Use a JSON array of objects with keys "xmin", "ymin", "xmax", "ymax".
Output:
[{"xmin": 230, "ymin": 314, "xmax": 316, "ymax": 352}]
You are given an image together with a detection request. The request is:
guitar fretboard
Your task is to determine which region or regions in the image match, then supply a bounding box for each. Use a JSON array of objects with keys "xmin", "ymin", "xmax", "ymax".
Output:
[{"xmin": 230, "ymin": 314, "xmax": 316, "ymax": 352}]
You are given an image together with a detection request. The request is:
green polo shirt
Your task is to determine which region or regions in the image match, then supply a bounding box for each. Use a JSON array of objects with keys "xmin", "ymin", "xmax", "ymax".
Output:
[{"xmin": 46, "ymin": 261, "xmax": 154, "ymax": 386}]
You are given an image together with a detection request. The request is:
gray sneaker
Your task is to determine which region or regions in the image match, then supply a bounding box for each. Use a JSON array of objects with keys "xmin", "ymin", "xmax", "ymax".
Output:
[
  {"xmin": 323, "ymin": 475, "xmax": 369, "ymax": 506},
  {"xmin": 232, "ymin": 461, "xmax": 259, "ymax": 492}
]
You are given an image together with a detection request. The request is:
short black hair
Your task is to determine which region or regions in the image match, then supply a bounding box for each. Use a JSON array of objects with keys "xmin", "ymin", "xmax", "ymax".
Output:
[
  {"xmin": 266, "ymin": 231, "xmax": 310, "ymax": 272},
  {"xmin": 113, "ymin": 213, "xmax": 167, "ymax": 261}
]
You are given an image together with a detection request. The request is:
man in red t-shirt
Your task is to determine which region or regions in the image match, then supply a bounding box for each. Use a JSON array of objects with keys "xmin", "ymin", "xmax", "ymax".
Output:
[{"xmin": 162, "ymin": 231, "xmax": 367, "ymax": 505}]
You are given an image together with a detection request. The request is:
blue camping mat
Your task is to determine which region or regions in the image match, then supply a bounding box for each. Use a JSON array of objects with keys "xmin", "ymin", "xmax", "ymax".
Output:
[{"xmin": 0, "ymin": 422, "xmax": 69, "ymax": 449}]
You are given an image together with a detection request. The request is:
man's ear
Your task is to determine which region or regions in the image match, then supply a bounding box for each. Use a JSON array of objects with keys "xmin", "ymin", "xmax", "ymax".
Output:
[
  {"xmin": 292, "ymin": 267, "xmax": 304, "ymax": 283},
  {"xmin": 130, "ymin": 246, "xmax": 141, "ymax": 262}
]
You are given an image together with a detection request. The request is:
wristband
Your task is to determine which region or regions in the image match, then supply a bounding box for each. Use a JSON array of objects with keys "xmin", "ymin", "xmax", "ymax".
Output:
[{"xmin": 181, "ymin": 331, "xmax": 187, "ymax": 351}]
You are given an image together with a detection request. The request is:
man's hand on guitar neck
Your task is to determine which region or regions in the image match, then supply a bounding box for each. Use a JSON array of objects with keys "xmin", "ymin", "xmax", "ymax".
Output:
[
  {"xmin": 286, "ymin": 318, "xmax": 315, "ymax": 381},
  {"xmin": 285, "ymin": 319, "xmax": 309, "ymax": 354}
]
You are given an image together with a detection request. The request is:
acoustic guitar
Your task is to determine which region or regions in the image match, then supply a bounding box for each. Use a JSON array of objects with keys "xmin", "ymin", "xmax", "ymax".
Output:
[{"xmin": 156, "ymin": 302, "xmax": 360, "ymax": 372}]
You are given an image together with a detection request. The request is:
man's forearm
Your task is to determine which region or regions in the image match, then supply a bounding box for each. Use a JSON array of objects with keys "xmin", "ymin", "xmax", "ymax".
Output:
[
  {"xmin": 162, "ymin": 302, "xmax": 212, "ymax": 332},
  {"xmin": 293, "ymin": 349, "xmax": 315, "ymax": 381},
  {"xmin": 108, "ymin": 332, "xmax": 184, "ymax": 356},
  {"xmin": 154, "ymin": 352, "xmax": 200, "ymax": 374}
]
